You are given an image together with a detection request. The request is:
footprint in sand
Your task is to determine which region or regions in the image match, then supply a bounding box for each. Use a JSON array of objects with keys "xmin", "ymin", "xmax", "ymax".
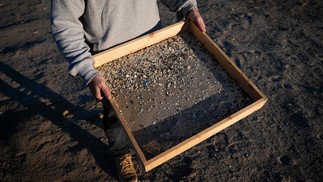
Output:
[
  {"xmin": 315, "ymin": 53, "xmax": 323, "ymax": 60},
  {"xmin": 278, "ymin": 155, "xmax": 294, "ymax": 166}
]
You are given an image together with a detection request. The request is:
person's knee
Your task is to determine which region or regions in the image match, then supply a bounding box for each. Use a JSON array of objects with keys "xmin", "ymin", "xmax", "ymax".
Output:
[{"xmin": 103, "ymin": 108, "xmax": 119, "ymax": 129}]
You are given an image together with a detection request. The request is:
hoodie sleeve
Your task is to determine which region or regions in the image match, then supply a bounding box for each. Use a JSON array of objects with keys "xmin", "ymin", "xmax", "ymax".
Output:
[
  {"xmin": 51, "ymin": 0, "xmax": 98, "ymax": 85},
  {"xmin": 161, "ymin": 0, "xmax": 197, "ymax": 19}
]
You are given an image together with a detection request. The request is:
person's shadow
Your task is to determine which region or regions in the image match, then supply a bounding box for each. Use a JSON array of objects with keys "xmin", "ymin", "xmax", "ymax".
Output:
[{"xmin": 0, "ymin": 61, "xmax": 118, "ymax": 180}]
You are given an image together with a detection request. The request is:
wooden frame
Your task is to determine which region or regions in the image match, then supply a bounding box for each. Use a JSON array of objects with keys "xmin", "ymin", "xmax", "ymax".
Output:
[{"xmin": 93, "ymin": 21, "xmax": 267, "ymax": 172}]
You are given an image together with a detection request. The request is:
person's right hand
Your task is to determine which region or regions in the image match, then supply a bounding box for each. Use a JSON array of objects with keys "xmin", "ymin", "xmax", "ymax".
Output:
[{"xmin": 88, "ymin": 74, "xmax": 112, "ymax": 101}]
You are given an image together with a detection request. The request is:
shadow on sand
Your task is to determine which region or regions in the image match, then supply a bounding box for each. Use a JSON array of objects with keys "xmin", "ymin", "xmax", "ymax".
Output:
[{"xmin": 0, "ymin": 61, "xmax": 118, "ymax": 179}]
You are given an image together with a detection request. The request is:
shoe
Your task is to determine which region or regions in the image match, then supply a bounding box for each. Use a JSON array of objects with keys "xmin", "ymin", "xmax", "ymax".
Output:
[{"xmin": 115, "ymin": 153, "xmax": 138, "ymax": 182}]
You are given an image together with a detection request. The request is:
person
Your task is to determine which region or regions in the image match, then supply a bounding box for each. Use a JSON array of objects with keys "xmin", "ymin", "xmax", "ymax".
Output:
[{"xmin": 51, "ymin": 1, "xmax": 205, "ymax": 181}]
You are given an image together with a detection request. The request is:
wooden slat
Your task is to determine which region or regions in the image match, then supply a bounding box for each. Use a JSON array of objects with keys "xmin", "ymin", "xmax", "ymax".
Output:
[
  {"xmin": 104, "ymin": 98, "xmax": 147, "ymax": 166},
  {"xmin": 144, "ymin": 98, "xmax": 267, "ymax": 171},
  {"xmin": 188, "ymin": 21, "xmax": 267, "ymax": 101},
  {"xmin": 93, "ymin": 21, "xmax": 186, "ymax": 68}
]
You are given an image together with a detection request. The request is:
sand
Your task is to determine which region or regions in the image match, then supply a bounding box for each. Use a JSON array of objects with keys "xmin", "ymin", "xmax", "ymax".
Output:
[{"xmin": 0, "ymin": 0, "xmax": 322, "ymax": 181}]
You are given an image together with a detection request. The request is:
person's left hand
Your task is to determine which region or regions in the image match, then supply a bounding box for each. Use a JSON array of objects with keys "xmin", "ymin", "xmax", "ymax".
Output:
[{"xmin": 186, "ymin": 7, "xmax": 206, "ymax": 32}]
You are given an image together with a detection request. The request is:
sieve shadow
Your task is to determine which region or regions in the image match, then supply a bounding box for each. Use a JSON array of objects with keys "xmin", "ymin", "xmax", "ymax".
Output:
[{"xmin": 0, "ymin": 61, "xmax": 118, "ymax": 179}]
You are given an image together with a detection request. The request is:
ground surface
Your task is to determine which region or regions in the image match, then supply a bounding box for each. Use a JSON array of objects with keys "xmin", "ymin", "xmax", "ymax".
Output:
[{"xmin": 0, "ymin": 0, "xmax": 322, "ymax": 181}]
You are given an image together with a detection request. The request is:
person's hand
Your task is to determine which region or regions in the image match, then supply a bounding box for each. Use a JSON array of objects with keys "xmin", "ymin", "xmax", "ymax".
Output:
[
  {"xmin": 186, "ymin": 8, "xmax": 206, "ymax": 32},
  {"xmin": 88, "ymin": 74, "xmax": 112, "ymax": 100}
]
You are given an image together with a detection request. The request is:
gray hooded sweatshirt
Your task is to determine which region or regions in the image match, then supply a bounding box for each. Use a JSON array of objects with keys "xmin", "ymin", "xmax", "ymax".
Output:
[{"xmin": 51, "ymin": 0, "xmax": 197, "ymax": 85}]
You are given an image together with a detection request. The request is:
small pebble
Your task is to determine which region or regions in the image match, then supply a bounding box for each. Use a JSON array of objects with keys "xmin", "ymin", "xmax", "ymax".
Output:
[{"xmin": 63, "ymin": 110, "xmax": 69, "ymax": 117}]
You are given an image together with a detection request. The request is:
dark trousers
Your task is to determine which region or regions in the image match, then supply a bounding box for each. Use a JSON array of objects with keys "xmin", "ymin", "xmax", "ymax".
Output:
[{"xmin": 102, "ymin": 104, "xmax": 130, "ymax": 157}]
